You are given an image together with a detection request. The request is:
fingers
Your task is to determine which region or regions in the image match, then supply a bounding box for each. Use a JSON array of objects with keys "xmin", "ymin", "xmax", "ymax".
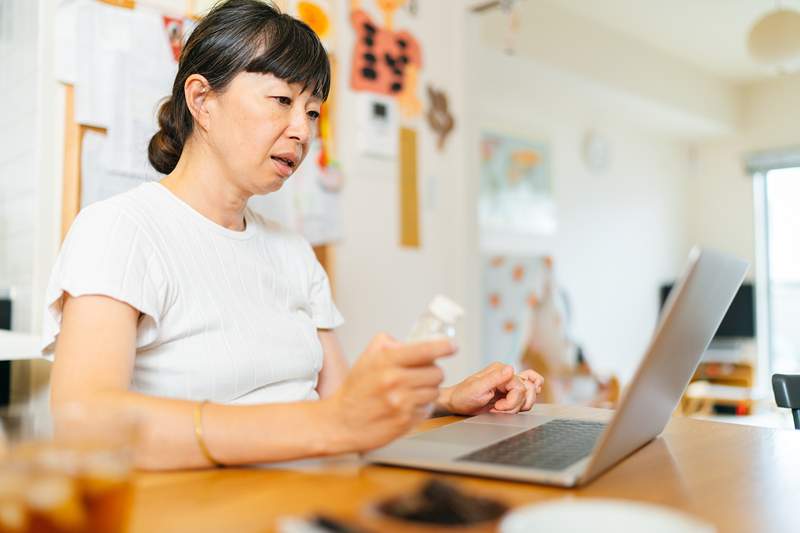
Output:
[
  {"xmin": 377, "ymin": 364, "xmax": 444, "ymax": 399},
  {"xmin": 413, "ymin": 403, "xmax": 435, "ymax": 421},
  {"xmin": 397, "ymin": 366, "xmax": 445, "ymax": 388},
  {"xmin": 492, "ymin": 371, "xmax": 541, "ymax": 413},
  {"xmin": 518, "ymin": 369, "xmax": 544, "ymax": 393},
  {"xmin": 388, "ymin": 386, "xmax": 439, "ymax": 425},
  {"xmin": 476, "ymin": 363, "xmax": 515, "ymax": 390},
  {"xmin": 366, "ymin": 332, "xmax": 400, "ymax": 352},
  {"xmin": 475, "ymin": 362, "xmax": 506, "ymax": 378},
  {"xmin": 382, "ymin": 367, "xmax": 443, "ymax": 412},
  {"xmin": 389, "ymin": 338, "xmax": 457, "ymax": 367},
  {"xmin": 521, "ymin": 377, "xmax": 535, "ymax": 411},
  {"xmin": 492, "ymin": 384, "xmax": 525, "ymax": 413},
  {"xmin": 408, "ymin": 387, "xmax": 440, "ymax": 406}
]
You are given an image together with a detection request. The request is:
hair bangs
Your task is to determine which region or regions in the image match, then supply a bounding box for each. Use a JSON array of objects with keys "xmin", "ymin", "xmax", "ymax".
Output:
[{"xmin": 244, "ymin": 15, "xmax": 331, "ymax": 100}]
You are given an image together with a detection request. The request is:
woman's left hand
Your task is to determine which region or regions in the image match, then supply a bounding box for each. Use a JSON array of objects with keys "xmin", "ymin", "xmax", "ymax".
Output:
[{"xmin": 437, "ymin": 363, "xmax": 544, "ymax": 416}]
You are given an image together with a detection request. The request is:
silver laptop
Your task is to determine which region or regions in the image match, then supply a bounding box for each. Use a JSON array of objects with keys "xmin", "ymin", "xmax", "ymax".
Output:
[{"xmin": 366, "ymin": 248, "xmax": 749, "ymax": 487}]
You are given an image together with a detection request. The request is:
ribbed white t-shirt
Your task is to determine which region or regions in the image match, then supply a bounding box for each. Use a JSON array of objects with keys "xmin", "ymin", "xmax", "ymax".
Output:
[{"xmin": 42, "ymin": 182, "xmax": 344, "ymax": 405}]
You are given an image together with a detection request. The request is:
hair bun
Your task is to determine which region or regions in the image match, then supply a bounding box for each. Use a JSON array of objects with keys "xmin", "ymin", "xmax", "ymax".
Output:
[{"xmin": 148, "ymin": 98, "xmax": 183, "ymax": 175}]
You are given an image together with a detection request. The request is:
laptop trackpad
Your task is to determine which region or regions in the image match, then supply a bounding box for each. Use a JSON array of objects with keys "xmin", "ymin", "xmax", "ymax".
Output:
[
  {"xmin": 409, "ymin": 422, "xmax": 526, "ymax": 448},
  {"xmin": 465, "ymin": 412, "xmax": 553, "ymax": 428}
]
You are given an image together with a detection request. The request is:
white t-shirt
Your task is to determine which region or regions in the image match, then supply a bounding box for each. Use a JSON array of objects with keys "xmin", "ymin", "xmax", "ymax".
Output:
[{"xmin": 42, "ymin": 182, "xmax": 344, "ymax": 405}]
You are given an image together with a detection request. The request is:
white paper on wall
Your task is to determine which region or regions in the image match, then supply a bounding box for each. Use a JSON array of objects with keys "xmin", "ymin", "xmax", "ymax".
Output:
[
  {"xmin": 80, "ymin": 130, "xmax": 145, "ymax": 208},
  {"xmin": 74, "ymin": 2, "xmax": 132, "ymax": 128},
  {"xmin": 105, "ymin": 7, "xmax": 176, "ymax": 179},
  {"xmin": 68, "ymin": 0, "xmax": 342, "ymax": 243},
  {"xmin": 54, "ymin": 0, "xmax": 91, "ymax": 84}
]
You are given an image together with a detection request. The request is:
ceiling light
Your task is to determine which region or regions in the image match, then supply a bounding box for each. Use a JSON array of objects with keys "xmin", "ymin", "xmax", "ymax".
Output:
[{"xmin": 747, "ymin": 8, "xmax": 800, "ymax": 72}]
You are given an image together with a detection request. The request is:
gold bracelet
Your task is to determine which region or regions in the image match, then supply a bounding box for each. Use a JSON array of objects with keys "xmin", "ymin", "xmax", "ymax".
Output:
[{"xmin": 193, "ymin": 400, "xmax": 224, "ymax": 467}]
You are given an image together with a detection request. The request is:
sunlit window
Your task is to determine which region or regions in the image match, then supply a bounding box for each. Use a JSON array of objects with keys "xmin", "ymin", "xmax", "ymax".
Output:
[{"xmin": 762, "ymin": 167, "xmax": 800, "ymax": 376}]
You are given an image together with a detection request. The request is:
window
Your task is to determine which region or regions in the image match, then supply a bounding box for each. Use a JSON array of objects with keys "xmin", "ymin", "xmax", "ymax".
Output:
[{"xmin": 751, "ymin": 152, "xmax": 800, "ymax": 389}]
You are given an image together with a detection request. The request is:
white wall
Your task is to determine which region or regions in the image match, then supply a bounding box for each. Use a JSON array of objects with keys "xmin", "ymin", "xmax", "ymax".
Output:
[
  {"xmin": 333, "ymin": 1, "xmax": 473, "ymax": 384},
  {"xmin": 28, "ymin": 0, "xmax": 796, "ymax": 391},
  {"xmin": 32, "ymin": 0, "xmax": 63, "ymax": 337},
  {"xmin": 465, "ymin": 34, "xmax": 691, "ymax": 381},
  {"xmin": 689, "ymin": 74, "xmax": 800, "ymax": 276},
  {"xmin": 482, "ymin": 0, "xmax": 741, "ymax": 140},
  {"xmin": 30, "ymin": 0, "xmax": 708, "ymax": 386},
  {"xmin": 335, "ymin": 0, "xmax": 735, "ymax": 384},
  {"xmin": 466, "ymin": 3, "xmax": 800, "ymax": 383},
  {"xmin": 0, "ymin": 0, "xmax": 40, "ymax": 334},
  {"xmin": 684, "ymin": 74, "xmax": 800, "ymax": 392}
]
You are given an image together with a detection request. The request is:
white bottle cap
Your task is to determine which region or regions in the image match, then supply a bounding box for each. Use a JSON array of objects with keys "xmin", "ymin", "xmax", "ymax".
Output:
[{"xmin": 428, "ymin": 295, "xmax": 464, "ymax": 324}]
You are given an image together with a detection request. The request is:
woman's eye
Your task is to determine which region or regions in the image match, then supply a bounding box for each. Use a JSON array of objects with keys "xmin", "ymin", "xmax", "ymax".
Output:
[
  {"xmin": 307, "ymin": 110, "xmax": 320, "ymax": 120},
  {"xmin": 274, "ymin": 96, "xmax": 292, "ymax": 106}
]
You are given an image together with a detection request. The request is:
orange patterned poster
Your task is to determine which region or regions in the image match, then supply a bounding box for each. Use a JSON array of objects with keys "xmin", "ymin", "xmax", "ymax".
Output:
[
  {"xmin": 350, "ymin": 1, "xmax": 423, "ymax": 119},
  {"xmin": 482, "ymin": 255, "xmax": 547, "ymax": 366}
]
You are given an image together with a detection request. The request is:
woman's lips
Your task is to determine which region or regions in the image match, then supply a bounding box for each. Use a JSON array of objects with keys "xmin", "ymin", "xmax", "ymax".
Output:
[{"xmin": 271, "ymin": 156, "xmax": 294, "ymax": 178}]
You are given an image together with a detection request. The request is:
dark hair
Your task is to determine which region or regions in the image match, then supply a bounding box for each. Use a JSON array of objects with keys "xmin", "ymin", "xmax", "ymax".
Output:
[{"xmin": 148, "ymin": 0, "xmax": 330, "ymax": 174}]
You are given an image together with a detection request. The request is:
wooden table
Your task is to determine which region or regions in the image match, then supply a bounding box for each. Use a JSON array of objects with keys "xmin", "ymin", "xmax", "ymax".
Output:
[{"xmin": 127, "ymin": 404, "xmax": 800, "ymax": 533}]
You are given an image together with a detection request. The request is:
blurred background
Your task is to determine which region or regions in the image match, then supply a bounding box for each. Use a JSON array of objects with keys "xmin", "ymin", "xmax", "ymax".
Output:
[{"xmin": 2, "ymin": 0, "xmax": 800, "ymax": 426}]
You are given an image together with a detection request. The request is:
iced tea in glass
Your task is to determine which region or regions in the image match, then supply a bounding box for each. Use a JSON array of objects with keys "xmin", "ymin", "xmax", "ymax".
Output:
[{"xmin": 0, "ymin": 404, "xmax": 137, "ymax": 533}]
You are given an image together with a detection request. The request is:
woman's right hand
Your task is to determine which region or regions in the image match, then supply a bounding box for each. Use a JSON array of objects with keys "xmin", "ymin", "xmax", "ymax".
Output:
[{"xmin": 328, "ymin": 333, "xmax": 456, "ymax": 452}]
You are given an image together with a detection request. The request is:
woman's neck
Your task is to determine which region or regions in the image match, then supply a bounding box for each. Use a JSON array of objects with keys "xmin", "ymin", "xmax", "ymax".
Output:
[{"xmin": 160, "ymin": 138, "xmax": 249, "ymax": 231}]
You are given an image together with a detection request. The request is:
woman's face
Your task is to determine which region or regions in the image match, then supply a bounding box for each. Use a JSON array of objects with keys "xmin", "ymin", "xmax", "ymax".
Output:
[{"xmin": 205, "ymin": 71, "xmax": 321, "ymax": 195}]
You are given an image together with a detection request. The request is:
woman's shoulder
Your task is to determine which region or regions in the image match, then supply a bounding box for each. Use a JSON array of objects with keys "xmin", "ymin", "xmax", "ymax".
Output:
[
  {"xmin": 76, "ymin": 181, "xmax": 158, "ymax": 216},
  {"xmin": 65, "ymin": 183, "xmax": 163, "ymax": 248}
]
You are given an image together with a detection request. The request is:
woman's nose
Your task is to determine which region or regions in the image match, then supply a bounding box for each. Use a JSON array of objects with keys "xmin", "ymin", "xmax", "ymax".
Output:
[{"xmin": 287, "ymin": 110, "xmax": 312, "ymax": 143}]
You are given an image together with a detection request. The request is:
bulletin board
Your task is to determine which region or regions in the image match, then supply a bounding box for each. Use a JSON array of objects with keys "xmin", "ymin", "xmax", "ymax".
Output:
[{"xmin": 59, "ymin": 0, "xmax": 336, "ymax": 282}]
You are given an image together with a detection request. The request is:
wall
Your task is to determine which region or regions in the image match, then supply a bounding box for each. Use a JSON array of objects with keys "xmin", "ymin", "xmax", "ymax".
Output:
[
  {"xmin": 482, "ymin": 0, "xmax": 741, "ymax": 140},
  {"xmin": 28, "ymin": 0, "xmax": 474, "ymax": 386},
  {"xmin": 33, "ymin": 0, "xmax": 709, "ymax": 389},
  {"xmin": 332, "ymin": 0, "xmax": 471, "ymax": 384},
  {"xmin": 686, "ymin": 74, "xmax": 800, "ymax": 392},
  {"xmin": 0, "ymin": 0, "xmax": 54, "ymax": 403},
  {"xmin": 466, "ymin": 3, "xmax": 800, "ymax": 383},
  {"xmin": 28, "ymin": 0, "xmax": 796, "ymax": 392},
  {"xmin": 0, "ymin": 0, "xmax": 40, "ymax": 334},
  {"xmin": 689, "ymin": 74, "xmax": 800, "ymax": 273},
  {"xmin": 464, "ymin": 29, "xmax": 692, "ymax": 381}
]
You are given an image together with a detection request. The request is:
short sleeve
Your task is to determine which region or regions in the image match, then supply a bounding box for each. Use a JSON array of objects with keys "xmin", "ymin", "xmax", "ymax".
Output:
[
  {"xmin": 298, "ymin": 238, "xmax": 344, "ymax": 330},
  {"xmin": 41, "ymin": 201, "xmax": 169, "ymax": 356}
]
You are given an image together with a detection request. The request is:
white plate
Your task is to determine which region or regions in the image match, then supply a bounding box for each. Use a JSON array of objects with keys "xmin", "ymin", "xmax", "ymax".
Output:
[{"xmin": 500, "ymin": 498, "xmax": 715, "ymax": 533}]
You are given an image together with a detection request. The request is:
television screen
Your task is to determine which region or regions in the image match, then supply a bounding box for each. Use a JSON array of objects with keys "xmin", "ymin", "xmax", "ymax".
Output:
[
  {"xmin": 659, "ymin": 282, "xmax": 755, "ymax": 339},
  {"xmin": 0, "ymin": 298, "xmax": 10, "ymax": 407}
]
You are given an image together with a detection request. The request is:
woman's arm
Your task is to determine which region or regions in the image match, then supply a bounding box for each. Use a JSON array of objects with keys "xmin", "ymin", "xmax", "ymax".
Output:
[
  {"xmin": 51, "ymin": 295, "xmax": 455, "ymax": 470},
  {"xmin": 51, "ymin": 294, "xmax": 350, "ymax": 470},
  {"xmin": 316, "ymin": 329, "xmax": 349, "ymax": 398}
]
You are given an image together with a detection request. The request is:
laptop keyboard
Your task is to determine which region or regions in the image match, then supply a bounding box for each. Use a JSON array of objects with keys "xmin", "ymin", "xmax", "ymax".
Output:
[{"xmin": 456, "ymin": 419, "xmax": 607, "ymax": 471}]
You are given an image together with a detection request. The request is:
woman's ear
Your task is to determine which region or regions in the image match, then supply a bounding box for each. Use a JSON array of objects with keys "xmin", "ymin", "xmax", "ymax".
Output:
[{"xmin": 184, "ymin": 74, "xmax": 212, "ymax": 131}]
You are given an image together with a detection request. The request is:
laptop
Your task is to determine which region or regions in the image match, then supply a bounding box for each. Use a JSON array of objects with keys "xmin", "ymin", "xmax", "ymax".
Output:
[{"xmin": 366, "ymin": 248, "xmax": 749, "ymax": 487}]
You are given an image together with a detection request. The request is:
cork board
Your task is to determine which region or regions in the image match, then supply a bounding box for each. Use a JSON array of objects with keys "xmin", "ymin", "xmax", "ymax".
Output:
[{"xmin": 399, "ymin": 127, "xmax": 420, "ymax": 248}]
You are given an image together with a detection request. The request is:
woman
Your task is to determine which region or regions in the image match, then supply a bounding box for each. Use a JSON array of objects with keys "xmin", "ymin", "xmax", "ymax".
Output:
[{"xmin": 44, "ymin": 0, "xmax": 543, "ymax": 470}]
